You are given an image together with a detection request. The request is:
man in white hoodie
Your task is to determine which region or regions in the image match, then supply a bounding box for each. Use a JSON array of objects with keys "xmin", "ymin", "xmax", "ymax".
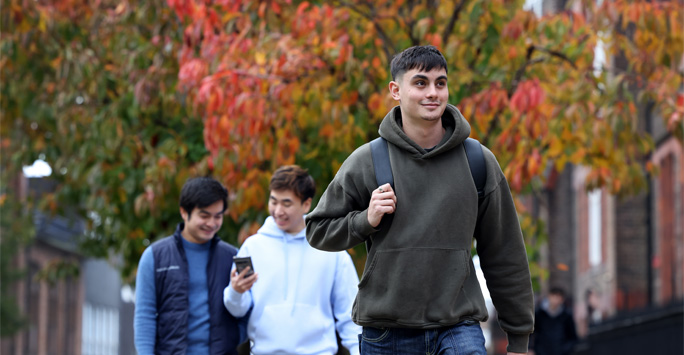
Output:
[{"xmin": 224, "ymin": 165, "xmax": 361, "ymax": 355}]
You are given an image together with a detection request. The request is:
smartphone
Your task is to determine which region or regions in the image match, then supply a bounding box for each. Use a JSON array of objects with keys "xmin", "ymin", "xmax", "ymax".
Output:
[{"xmin": 233, "ymin": 256, "xmax": 255, "ymax": 277}]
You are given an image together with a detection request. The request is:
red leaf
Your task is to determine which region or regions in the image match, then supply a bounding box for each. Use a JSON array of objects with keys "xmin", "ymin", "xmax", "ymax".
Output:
[{"xmin": 297, "ymin": 1, "xmax": 310, "ymax": 16}]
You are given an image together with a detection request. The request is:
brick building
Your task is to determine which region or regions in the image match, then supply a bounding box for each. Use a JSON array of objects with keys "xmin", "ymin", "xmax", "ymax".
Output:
[
  {"xmin": 556, "ymin": 124, "xmax": 683, "ymax": 355},
  {"xmin": 0, "ymin": 175, "xmax": 135, "ymax": 355},
  {"xmin": 521, "ymin": 0, "xmax": 684, "ymax": 353}
]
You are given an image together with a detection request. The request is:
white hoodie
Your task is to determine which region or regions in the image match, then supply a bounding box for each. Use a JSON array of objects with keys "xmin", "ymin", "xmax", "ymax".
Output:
[{"xmin": 223, "ymin": 216, "xmax": 361, "ymax": 355}]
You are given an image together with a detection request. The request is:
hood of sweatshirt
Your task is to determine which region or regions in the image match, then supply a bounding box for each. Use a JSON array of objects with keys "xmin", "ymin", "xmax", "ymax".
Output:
[
  {"xmin": 256, "ymin": 215, "xmax": 307, "ymax": 240},
  {"xmin": 378, "ymin": 104, "xmax": 472, "ymax": 159}
]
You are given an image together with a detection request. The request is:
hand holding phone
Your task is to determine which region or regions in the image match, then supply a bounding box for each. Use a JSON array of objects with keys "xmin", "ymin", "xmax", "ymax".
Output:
[
  {"xmin": 231, "ymin": 256, "xmax": 257, "ymax": 294},
  {"xmin": 233, "ymin": 256, "xmax": 255, "ymax": 277}
]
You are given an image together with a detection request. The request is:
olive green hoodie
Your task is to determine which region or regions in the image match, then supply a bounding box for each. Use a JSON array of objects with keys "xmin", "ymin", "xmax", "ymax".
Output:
[{"xmin": 306, "ymin": 104, "xmax": 534, "ymax": 353}]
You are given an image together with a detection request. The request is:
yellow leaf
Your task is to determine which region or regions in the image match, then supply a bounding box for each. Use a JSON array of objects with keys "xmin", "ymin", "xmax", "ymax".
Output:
[
  {"xmin": 303, "ymin": 148, "xmax": 319, "ymax": 160},
  {"xmin": 561, "ymin": 128, "xmax": 573, "ymax": 141},
  {"xmin": 555, "ymin": 156, "xmax": 567, "ymax": 171},
  {"xmin": 255, "ymin": 52, "xmax": 266, "ymax": 65},
  {"xmin": 38, "ymin": 11, "xmax": 47, "ymax": 32},
  {"xmin": 548, "ymin": 138, "xmax": 563, "ymax": 156},
  {"xmin": 222, "ymin": 12, "xmax": 240, "ymax": 23}
]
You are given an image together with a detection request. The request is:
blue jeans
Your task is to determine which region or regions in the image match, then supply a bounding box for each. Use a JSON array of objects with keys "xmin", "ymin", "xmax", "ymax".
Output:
[{"xmin": 359, "ymin": 320, "xmax": 486, "ymax": 355}]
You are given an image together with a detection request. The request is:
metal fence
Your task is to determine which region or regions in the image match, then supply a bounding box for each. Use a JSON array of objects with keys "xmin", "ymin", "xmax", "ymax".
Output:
[{"xmin": 574, "ymin": 301, "xmax": 683, "ymax": 355}]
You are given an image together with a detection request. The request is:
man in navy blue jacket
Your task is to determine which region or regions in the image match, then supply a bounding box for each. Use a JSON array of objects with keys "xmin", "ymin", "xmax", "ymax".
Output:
[{"xmin": 134, "ymin": 177, "xmax": 244, "ymax": 354}]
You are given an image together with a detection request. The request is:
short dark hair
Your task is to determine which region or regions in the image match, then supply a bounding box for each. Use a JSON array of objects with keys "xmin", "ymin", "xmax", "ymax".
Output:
[
  {"xmin": 550, "ymin": 287, "xmax": 566, "ymax": 298},
  {"xmin": 269, "ymin": 165, "xmax": 315, "ymax": 202},
  {"xmin": 179, "ymin": 177, "xmax": 228, "ymax": 216},
  {"xmin": 390, "ymin": 45, "xmax": 448, "ymax": 81}
]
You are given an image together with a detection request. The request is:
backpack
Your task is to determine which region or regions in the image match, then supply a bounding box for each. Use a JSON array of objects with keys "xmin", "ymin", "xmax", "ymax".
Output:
[
  {"xmin": 366, "ymin": 137, "xmax": 487, "ymax": 253},
  {"xmin": 370, "ymin": 137, "xmax": 487, "ymax": 198}
]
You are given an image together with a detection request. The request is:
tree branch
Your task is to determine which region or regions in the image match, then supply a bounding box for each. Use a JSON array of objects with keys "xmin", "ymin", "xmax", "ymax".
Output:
[
  {"xmin": 442, "ymin": 0, "xmax": 467, "ymax": 44},
  {"xmin": 402, "ymin": 0, "xmax": 420, "ymax": 46},
  {"xmin": 335, "ymin": 1, "xmax": 394, "ymax": 61},
  {"xmin": 532, "ymin": 45, "xmax": 578, "ymax": 69},
  {"xmin": 508, "ymin": 45, "xmax": 579, "ymax": 97}
]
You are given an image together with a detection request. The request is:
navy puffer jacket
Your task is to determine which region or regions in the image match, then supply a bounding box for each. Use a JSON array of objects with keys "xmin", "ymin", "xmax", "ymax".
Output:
[{"xmin": 153, "ymin": 224, "xmax": 241, "ymax": 355}]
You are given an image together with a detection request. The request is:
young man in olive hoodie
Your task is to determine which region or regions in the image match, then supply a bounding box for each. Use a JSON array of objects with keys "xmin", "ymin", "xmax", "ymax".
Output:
[{"xmin": 306, "ymin": 45, "xmax": 534, "ymax": 354}]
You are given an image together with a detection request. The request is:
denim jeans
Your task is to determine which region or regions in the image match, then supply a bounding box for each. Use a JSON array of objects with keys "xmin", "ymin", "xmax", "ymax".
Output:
[{"xmin": 359, "ymin": 320, "xmax": 487, "ymax": 355}]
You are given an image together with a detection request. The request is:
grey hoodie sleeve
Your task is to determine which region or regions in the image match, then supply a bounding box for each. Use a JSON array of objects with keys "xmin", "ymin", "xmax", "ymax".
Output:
[
  {"xmin": 474, "ymin": 149, "xmax": 535, "ymax": 353},
  {"xmin": 306, "ymin": 146, "xmax": 380, "ymax": 251}
]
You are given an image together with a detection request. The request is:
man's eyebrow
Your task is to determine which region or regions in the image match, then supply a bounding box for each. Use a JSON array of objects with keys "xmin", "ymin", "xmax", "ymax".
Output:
[
  {"xmin": 410, "ymin": 74, "xmax": 448, "ymax": 81},
  {"xmin": 198, "ymin": 208, "xmax": 223, "ymax": 216},
  {"xmin": 270, "ymin": 196, "xmax": 293, "ymax": 203}
]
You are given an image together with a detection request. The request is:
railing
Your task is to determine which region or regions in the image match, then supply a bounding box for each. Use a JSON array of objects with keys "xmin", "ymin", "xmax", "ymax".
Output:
[{"xmin": 573, "ymin": 301, "xmax": 683, "ymax": 355}]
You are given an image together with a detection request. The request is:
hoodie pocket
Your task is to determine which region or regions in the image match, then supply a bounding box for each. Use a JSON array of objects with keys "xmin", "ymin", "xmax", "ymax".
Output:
[
  {"xmin": 252, "ymin": 303, "xmax": 333, "ymax": 353},
  {"xmin": 357, "ymin": 248, "xmax": 471, "ymax": 325}
]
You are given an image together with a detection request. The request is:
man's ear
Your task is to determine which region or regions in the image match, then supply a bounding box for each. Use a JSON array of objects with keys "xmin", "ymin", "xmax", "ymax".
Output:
[
  {"xmin": 302, "ymin": 198, "xmax": 313, "ymax": 213},
  {"xmin": 180, "ymin": 207, "xmax": 189, "ymax": 221},
  {"xmin": 389, "ymin": 81, "xmax": 401, "ymax": 101}
]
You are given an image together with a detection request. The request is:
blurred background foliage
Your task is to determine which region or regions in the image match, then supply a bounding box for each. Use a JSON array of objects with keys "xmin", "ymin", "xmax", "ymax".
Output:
[{"xmin": 1, "ymin": 0, "xmax": 682, "ymax": 306}]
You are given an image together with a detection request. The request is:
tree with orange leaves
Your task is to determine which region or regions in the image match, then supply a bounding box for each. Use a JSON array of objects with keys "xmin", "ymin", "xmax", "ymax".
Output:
[
  {"xmin": 2, "ymin": 0, "xmax": 681, "ymax": 288},
  {"xmin": 171, "ymin": 0, "xmax": 682, "ymax": 271}
]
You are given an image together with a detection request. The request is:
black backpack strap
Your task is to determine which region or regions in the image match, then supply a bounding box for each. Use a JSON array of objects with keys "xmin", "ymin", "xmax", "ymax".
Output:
[
  {"xmin": 463, "ymin": 137, "xmax": 487, "ymax": 198},
  {"xmin": 367, "ymin": 137, "xmax": 394, "ymax": 254},
  {"xmin": 370, "ymin": 137, "xmax": 394, "ymax": 189}
]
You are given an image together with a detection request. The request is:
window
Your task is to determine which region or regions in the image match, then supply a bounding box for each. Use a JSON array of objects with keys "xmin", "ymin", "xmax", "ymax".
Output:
[{"xmin": 588, "ymin": 189, "xmax": 602, "ymax": 266}]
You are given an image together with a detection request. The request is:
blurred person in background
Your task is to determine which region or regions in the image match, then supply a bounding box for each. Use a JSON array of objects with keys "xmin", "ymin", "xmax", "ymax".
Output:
[
  {"xmin": 134, "ymin": 177, "xmax": 245, "ymax": 354},
  {"xmin": 531, "ymin": 287, "xmax": 578, "ymax": 355},
  {"xmin": 224, "ymin": 165, "xmax": 361, "ymax": 355}
]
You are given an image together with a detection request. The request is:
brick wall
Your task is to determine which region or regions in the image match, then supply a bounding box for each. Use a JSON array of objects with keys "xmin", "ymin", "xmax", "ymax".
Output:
[
  {"xmin": 652, "ymin": 137, "xmax": 684, "ymax": 305},
  {"xmin": 546, "ymin": 165, "xmax": 576, "ymax": 292},
  {"xmin": 614, "ymin": 191, "xmax": 650, "ymax": 310}
]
